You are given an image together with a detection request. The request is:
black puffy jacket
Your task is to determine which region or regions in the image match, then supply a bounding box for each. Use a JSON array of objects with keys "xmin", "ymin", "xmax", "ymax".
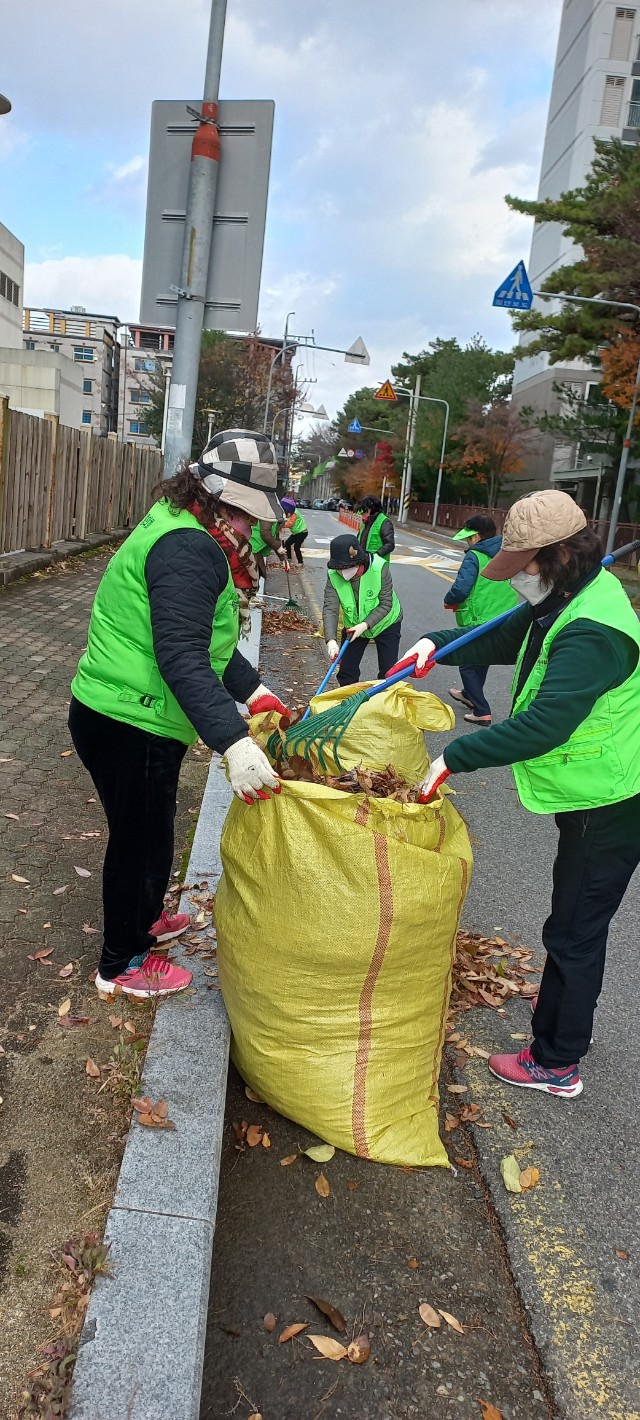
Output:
[{"xmin": 144, "ymin": 529, "xmax": 260, "ymax": 754}]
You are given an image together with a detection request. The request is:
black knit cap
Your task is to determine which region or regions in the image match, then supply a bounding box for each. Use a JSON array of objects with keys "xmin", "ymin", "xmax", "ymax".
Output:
[{"xmin": 327, "ymin": 533, "xmax": 368, "ymax": 570}]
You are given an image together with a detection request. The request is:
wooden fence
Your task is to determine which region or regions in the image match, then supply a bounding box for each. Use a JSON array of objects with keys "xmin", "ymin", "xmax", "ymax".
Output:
[{"xmin": 0, "ymin": 398, "xmax": 163, "ymax": 555}]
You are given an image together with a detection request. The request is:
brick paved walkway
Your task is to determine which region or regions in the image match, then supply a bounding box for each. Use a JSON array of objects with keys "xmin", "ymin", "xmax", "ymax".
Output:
[{"xmin": 0, "ymin": 553, "xmax": 208, "ymax": 1417}]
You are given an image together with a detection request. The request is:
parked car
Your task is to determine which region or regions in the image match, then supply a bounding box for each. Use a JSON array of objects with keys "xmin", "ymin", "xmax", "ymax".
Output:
[
  {"xmin": 326, "ymin": 498, "xmax": 340, "ymax": 511},
  {"xmin": 298, "ymin": 498, "xmax": 311, "ymax": 508},
  {"xmin": 312, "ymin": 498, "xmax": 327, "ymax": 510}
]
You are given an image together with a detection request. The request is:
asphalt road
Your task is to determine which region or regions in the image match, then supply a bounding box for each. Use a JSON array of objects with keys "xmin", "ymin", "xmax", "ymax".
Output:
[{"xmin": 296, "ymin": 510, "xmax": 640, "ymax": 1420}]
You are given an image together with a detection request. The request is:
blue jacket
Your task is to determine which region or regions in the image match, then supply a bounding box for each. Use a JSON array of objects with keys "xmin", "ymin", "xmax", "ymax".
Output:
[{"xmin": 444, "ymin": 534, "xmax": 503, "ymax": 608}]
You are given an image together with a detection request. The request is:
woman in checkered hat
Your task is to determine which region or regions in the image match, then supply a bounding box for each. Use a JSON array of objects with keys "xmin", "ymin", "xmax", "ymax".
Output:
[{"xmin": 69, "ymin": 431, "xmax": 289, "ymax": 1000}]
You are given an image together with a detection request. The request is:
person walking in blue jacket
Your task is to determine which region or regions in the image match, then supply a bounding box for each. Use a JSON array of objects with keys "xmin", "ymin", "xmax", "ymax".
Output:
[{"xmin": 445, "ymin": 515, "xmax": 519, "ymax": 724}]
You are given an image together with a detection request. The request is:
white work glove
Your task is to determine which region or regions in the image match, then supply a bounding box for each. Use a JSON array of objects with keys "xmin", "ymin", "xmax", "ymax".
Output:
[
  {"xmin": 225, "ymin": 737, "xmax": 281, "ymax": 804},
  {"xmin": 326, "ymin": 639, "xmax": 340, "ymax": 662},
  {"xmin": 417, "ymin": 753, "xmax": 451, "ymax": 804},
  {"xmin": 346, "ymin": 622, "xmax": 368, "ymax": 641},
  {"xmin": 403, "ymin": 637, "xmax": 437, "ymax": 671},
  {"xmin": 277, "ymin": 548, "xmax": 289, "ymax": 568}
]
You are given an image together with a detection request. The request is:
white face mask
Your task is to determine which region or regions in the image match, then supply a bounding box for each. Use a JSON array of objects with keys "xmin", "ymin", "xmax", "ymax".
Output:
[
  {"xmin": 510, "ymin": 570, "xmax": 550, "ymax": 606},
  {"xmin": 339, "ymin": 567, "xmax": 359, "ymax": 581}
]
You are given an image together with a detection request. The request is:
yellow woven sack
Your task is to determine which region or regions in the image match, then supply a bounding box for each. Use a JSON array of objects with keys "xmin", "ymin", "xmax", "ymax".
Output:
[
  {"xmin": 255, "ymin": 680, "xmax": 454, "ymax": 780},
  {"xmin": 216, "ymin": 777, "xmax": 472, "ymax": 1167}
]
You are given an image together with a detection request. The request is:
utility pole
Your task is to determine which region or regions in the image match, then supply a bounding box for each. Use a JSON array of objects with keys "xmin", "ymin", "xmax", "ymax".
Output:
[
  {"xmin": 163, "ymin": 0, "xmax": 227, "ymax": 476},
  {"xmin": 398, "ymin": 374, "xmax": 421, "ymax": 523}
]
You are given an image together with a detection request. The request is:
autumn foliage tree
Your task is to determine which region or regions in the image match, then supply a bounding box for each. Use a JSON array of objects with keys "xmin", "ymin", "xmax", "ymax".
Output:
[{"xmin": 457, "ymin": 400, "xmax": 528, "ymax": 507}]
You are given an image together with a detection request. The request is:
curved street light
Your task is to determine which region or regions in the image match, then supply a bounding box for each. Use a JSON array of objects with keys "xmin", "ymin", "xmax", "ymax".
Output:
[{"xmin": 0, "ymin": 95, "xmax": 11, "ymax": 116}]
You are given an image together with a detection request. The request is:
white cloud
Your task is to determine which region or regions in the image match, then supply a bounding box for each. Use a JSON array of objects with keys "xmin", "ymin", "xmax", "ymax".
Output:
[
  {"xmin": 110, "ymin": 155, "xmax": 146, "ymax": 184},
  {"xmin": 24, "ymin": 256, "xmax": 142, "ymax": 321}
]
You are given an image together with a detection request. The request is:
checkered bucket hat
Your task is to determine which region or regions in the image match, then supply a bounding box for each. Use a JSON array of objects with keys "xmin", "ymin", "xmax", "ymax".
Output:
[{"xmin": 191, "ymin": 429, "xmax": 284, "ymax": 523}]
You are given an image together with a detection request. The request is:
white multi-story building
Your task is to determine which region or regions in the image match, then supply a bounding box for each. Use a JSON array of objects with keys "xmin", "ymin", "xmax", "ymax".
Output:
[
  {"xmin": 0, "ymin": 221, "xmax": 24, "ymax": 347},
  {"xmin": 118, "ymin": 322, "xmax": 174, "ymax": 447},
  {"xmin": 512, "ymin": 2, "xmax": 640, "ymax": 503},
  {"xmin": 23, "ymin": 306, "xmax": 121, "ymax": 435}
]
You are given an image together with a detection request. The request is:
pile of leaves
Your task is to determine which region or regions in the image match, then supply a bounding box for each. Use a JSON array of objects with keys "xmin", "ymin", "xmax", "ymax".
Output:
[
  {"xmin": 451, "ymin": 930, "xmax": 538, "ymax": 1017},
  {"xmin": 261, "ymin": 609, "xmax": 314, "ymax": 634},
  {"xmin": 278, "ymin": 756, "xmax": 421, "ymax": 802}
]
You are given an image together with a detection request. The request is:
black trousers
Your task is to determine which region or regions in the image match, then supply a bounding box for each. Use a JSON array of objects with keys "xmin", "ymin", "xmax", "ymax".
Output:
[
  {"xmin": 460, "ymin": 664, "xmax": 491, "ymax": 717},
  {"xmin": 532, "ymin": 791, "xmax": 640, "ymax": 1066},
  {"xmin": 284, "ymin": 531, "xmax": 308, "ymax": 564},
  {"xmin": 337, "ymin": 621, "xmax": 402, "ymax": 687},
  {"xmin": 68, "ymin": 698, "xmax": 186, "ymax": 979}
]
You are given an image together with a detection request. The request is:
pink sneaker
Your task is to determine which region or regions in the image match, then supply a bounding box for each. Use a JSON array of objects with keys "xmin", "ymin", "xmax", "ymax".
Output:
[
  {"xmin": 150, "ymin": 909, "xmax": 190, "ymax": 943},
  {"xmin": 95, "ymin": 953, "xmax": 192, "ymax": 999},
  {"xmin": 489, "ymin": 1046, "xmax": 582, "ymax": 1098}
]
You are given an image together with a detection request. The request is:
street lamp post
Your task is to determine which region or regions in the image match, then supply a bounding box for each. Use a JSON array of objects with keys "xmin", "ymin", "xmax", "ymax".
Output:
[
  {"xmin": 263, "ymin": 327, "xmax": 370, "ymax": 433},
  {"xmin": 531, "ymin": 289, "xmax": 640, "ymax": 554},
  {"xmin": 395, "ymin": 383, "xmax": 450, "ymax": 526}
]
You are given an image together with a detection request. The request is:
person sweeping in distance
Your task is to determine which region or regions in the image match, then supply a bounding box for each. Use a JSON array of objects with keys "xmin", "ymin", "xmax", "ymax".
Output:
[
  {"xmin": 357, "ymin": 494, "xmax": 395, "ymax": 562},
  {"xmin": 323, "ymin": 532, "xmax": 402, "ymax": 686},
  {"xmin": 69, "ymin": 429, "xmax": 288, "ymax": 1000},
  {"xmin": 280, "ymin": 496, "xmax": 309, "ymax": 567},
  {"xmin": 445, "ymin": 514, "xmax": 519, "ymax": 724},
  {"xmin": 250, "ymin": 516, "xmax": 288, "ymax": 580},
  {"xmin": 396, "ymin": 489, "xmax": 640, "ymax": 1099}
]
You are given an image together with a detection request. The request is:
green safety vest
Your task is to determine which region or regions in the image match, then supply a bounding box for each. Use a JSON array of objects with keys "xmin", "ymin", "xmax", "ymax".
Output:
[
  {"xmin": 510, "ymin": 568, "xmax": 640, "ymax": 814},
  {"xmin": 363, "ymin": 512, "xmax": 391, "ymax": 563},
  {"xmin": 72, "ymin": 500, "xmax": 240, "ymax": 745},
  {"xmin": 250, "ymin": 520, "xmax": 280, "ymax": 556},
  {"xmin": 286, "ymin": 510, "xmax": 307, "ymax": 536},
  {"xmin": 455, "ymin": 550, "xmax": 519, "ymax": 628},
  {"xmin": 328, "ymin": 554, "xmax": 401, "ymax": 640}
]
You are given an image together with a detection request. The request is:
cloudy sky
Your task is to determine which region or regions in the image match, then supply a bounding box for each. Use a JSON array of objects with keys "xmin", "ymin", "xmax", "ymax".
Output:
[{"xmin": 1, "ymin": 0, "xmax": 563, "ymax": 416}]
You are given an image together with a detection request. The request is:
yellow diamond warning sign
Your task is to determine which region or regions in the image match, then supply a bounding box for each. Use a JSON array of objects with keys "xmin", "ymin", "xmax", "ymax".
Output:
[{"xmin": 374, "ymin": 380, "xmax": 397, "ymax": 401}]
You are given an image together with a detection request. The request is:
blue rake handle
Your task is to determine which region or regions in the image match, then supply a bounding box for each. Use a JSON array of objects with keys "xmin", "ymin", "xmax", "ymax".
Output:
[
  {"xmin": 355, "ymin": 539, "xmax": 640, "ymax": 707},
  {"xmin": 301, "ymin": 639, "xmax": 351, "ymax": 721}
]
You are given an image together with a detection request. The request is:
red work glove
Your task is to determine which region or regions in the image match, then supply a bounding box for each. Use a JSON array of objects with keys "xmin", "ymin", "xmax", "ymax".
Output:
[{"xmin": 246, "ymin": 684, "xmax": 290, "ymax": 716}]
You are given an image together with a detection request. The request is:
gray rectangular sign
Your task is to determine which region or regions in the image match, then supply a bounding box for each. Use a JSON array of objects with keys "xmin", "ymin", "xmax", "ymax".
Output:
[{"xmin": 140, "ymin": 99, "xmax": 275, "ymax": 332}]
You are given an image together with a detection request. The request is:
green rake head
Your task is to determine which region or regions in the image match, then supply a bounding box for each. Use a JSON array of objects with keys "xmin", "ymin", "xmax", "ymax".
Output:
[{"xmin": 280, "ymin": 688, "xmax": 370, "ymax": 772}]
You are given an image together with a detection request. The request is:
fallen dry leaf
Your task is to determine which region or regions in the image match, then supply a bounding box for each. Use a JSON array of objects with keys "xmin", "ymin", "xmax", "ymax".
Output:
[
  {"xmin": 123, "ymin": 1020, "xmax": 136, "ymax": 1034},
  {"xmin": 279, "ymin": 1322, "xmax": 308, "ymax": 1344},
  {"xmin": 85, "ymin": 1058, "xmax": 101, "ymax": 1078},
  {"xmin": 479, "ymin": 1403, "xmax": 505, "ymax": 1420},
  {"xmin": 438, "ymin": 1309, "xmax": 464, "ymax": 1335},
  {"xmin": 137, "ymin": 1112, "xmax": 176, "ymax": 1130},
  {"xmin": 308, "ymin": 1335, "xmax": 348, "ymax": 1361},
  {"xmin": 280, "ymin": 1154, "xmax": 298, "ymax": 1167},
  {"xmin": 131, "ymin": 1096, "xmax": 153, "ymax": 1113},
  {"xmin": 58, "ymin": 1016, "xmax": 91, "ymax": 1029},
  {"xmin": 346, "ymin": 1180, "xmax": 358, "ymax": 1191},
  {"xmin": 58, "ymin": 963, "xmax": 74, "ymax": 978},
  {"xmin": 53, "ymin": 885, "xmax": 68, "ymax": 895},
  {"xmin": 407, "ymin": 1258, "xmax": 419, "ymax": 1269},
  {"xmin": 11, "ymin": 874, "xmax": 29, "ymax": 884},
  {"xmin": 615, "ymin": 1249, "xmax": 630, "ymax": 1260},
  {"xmin": 500, "ymin": 1154, "xmax": 523, "ymax": 1194},
  {"xmin": 446, "ymin": 1084, "xmax": 467, "ymax": 1095},
  {"xmin": 246, "ymin": 1124, "xmax": 263, "ymax": 1148},
  {"xmin": 261, "ymin": 1132, "xmax": 271, "ymax": 1149},
  {"xmin": 58, "ymin": 998, "xmax": 71, "ymax": 1017},
  {"xmin": 31, "ymin": 947, "xmax": 54, "ymax": 962},
  {"xmin": 315, "ymin": 1172, "xmax": 331, "ymax": 1199},
  {"xmin": 109, "ymin": 1013, "xmax": 123, "ymax": 1029},
  {"xmin": 502, "ymin": 1112, "xmax": 519, "ymax": 1131},
  {"xmin": 245, "ymin": 1086, "xmax": 264, "ymax": 1103},
  {"xmin": 306, "ymin": 1296, "xmax": 346, "ymax": 1334},
  {"xmin": 418, "ymin": 1303, "xmax": 441, "ymax": 1329},
  {"xmin": 347, "ymin": 1334, "xmax": 371, "ymax": 1365},
  {"xmin": 455, "ymin": 1157, "xmax": 474, "ymax": 1170},
  {"xmin": 153, "ymin": 1099, "xmax": 168, "ymax": 1120},
  {"xmin": 81, "ymin": 923, "xmax": 99, "ymax": 934},
  {"xmin": 60, "ymin": 749, "xmax": 74, "ymax": 757},
  {"xmin": 42, "ymin": 922, "xmax": 51, "ymax": 928},
  {"xmin": 304, "ymin": 1143, "xmax": 335, "ymax": 1163},
  {"xmin": 263, "ymin": 1312, "xmax": 276, "ymax": 1332},
  {"xmin": 74, "ymin": 866, "xmax": 91, "ymax": 878},
  {"xmin": 5, "ymin": 812, "xmax": 19, "ymax": 820},
  {"xmin": 444, "ymin": 1112, "xmax": 460, "ymax": 1132},
  {"xmin": 519, "ymin": 1166, "xmax": 540, "ymax": 1192}
]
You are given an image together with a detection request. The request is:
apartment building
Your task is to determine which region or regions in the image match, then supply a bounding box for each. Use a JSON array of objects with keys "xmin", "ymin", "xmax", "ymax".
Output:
[
  {"xmin": 0, "ymin": 221, "xmax": 24, "ymax": 347},
  {"xmin": 118, "ymin": 322, "xmax": 174, "ymax": 446},
  {"xmin": 23, "ymin": 306, "xmax": 121, "ymax": 435},
  {"xmin": 512, "ymin": 2, "xmax": 640, "ymax": 501}
]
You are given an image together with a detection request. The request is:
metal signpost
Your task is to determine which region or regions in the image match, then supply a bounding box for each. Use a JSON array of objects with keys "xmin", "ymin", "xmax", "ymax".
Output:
[{"xmin": 493, "ymin": 260, "xmax": 640, "ymax": 553}]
